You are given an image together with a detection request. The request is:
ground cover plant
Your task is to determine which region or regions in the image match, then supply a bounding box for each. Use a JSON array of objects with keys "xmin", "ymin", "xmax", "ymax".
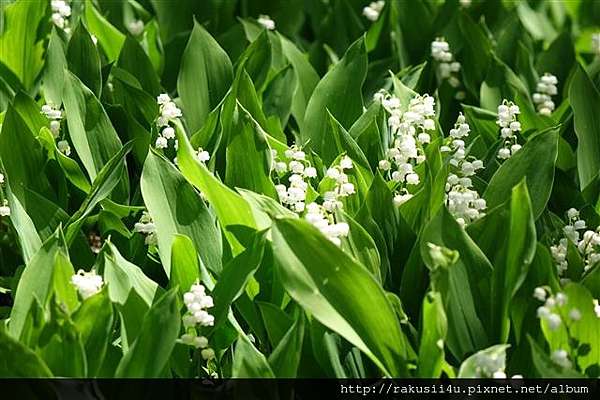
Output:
[{"xmin": 1, "ymin": 0, "xmax": 600, "ymax": 379}]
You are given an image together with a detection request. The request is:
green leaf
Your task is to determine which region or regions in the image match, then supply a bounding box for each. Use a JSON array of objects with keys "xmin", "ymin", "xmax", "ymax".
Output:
[
  {"xmin": 72, "ymin": 288, "xmax": 114, "ymax": 377},
  {"xmin": 67, "ymin": 23, "xmax": 102, "ymax": 97},
  {"xmin": 279, "ymin": 34, "xmax": 319, "ymax": 131},
  {"xmin": 417, "ymin": 291, "xmax": 447, "ymax": 378},
  {"xmin": 140, "ymin": 149, "xmax": 222, "ymax": 276},
  {"xmin": 491, "ymin": 181, "xmax": 537, "ymax": 343},
  {"xmin": 62, "ymin": 71, "xmax": 126, "ymax": 188},
  {"xmin": 0, "ymin": 328, "xmax": 53, "ymax": 377},
  {"xmin": 115, "ymin": 288, "xmax": 181, "ymax": 377},
  {"xmin": 177, "ymin": 21, "xmax": 233, "ymax": 133},
  {"xmin": 528, "ymin": 336, "xmax": 583, "ymax": 378},
  {"xmin": 9, "ymin": 229, "xmax": 71, "ymax": 339},
  {"xmin": 569, "ymin": 64, "xmax": 600, "ymax": 190},
  {"xmin": 170, "ymin": 234, "xmax": 201, "ymax": 296},
  {"xmin": 64, "ymin": 142, "xmax": 133, "ymax": 244},
  {"xmin": 303, "ymin": 36, "xmax": 367, "ymax": 151},
  {"xmin": 84, "ymin": 0, "xmax": 125, "ymax": 62},
  {"xmin": 484, "ymin": 127, "xmax": 558, "ymax": 219},
  {"xmin": 272, "ymin": 218, "xmax": 410, "ymax": 376},
  {"xmin": 268, "ymin": 312, "xmax": 305, "ymax": 377},
  {"xmin": 43, "ymin": 28, "xmax": 68, "ymax": 107},
  {"xmin": 420, "ymin": 208, "xmax": 492, "ymax": 360},
  {"xmin": 175, "ymin": 124, "xmax": 257, "ymax": 254},
  {"xmin": 225, "ymin": 103, "xmax": 277, "ymax": 199},
  {"xmin": 232, "ymin": 334, "xmax": 276, "ymax": 378},
  {"xmin": 211, "ymin": 233, "xmax": 266, "ymax": 329},
  {"xmin": 0, "ymin": 0, "xmax": 46, "ymax": 88},
  {"xmin": 98, "ymin": 242, "xmax": 161, "ymax": 307},
  {"xmin": 117, "ymin": 36, "xmax": 162, "ymax": 96},
  {"xmin": 0, "ymin": 105, "xmax": 50, "ymax": 201}
]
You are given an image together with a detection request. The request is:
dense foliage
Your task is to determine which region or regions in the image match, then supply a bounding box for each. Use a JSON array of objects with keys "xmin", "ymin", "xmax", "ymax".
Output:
[{"xmin": 1, "ymin": 0, "xmax": 600, "ymax": 379}]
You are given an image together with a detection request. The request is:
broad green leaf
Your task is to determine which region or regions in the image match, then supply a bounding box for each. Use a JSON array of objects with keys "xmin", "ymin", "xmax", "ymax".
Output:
[
  {"xmin": 272, "ymin": 218, "xmax": 410, "ymax": 377},
  {"xmin": 0, "ymin": 105, "xmax": 50, "ymax": 200},
  {"xmin": 268, "ymin": 312, "xmax": 305, "ymax": 377},
  {"xmin": 141, "ymin": 149, "xmax": 222, "ymax": 275},
  {"xmin": 43, "ymin": 28, "xmax": 67, "ymax": 107},
  {"xmin": 417, "ymin": 291, "xmax": 447, "ymax": 378},
  {"xmin": 117, "ymin": 36, "xmax": 161, "ymax": 96},
  {"xmin": 421, "ymin": 208, "xmax": 492, "ymax": 360},
  {"xmin": 279, "ymin": 34, "xmax": 319, "ymax": 131},
  {"xmin": 67, "ymin": 23, "xmax": 102, "ymax": 97},
  {"xmin": 484, "ymin": 127, "xmax": 558, "ymax": 219},
  {"xmin": 175, "ymin": 124, "xmax": 257, "ymax": 254},
  {"xmin": 232, "ymin": 334, "xmax": 276, "ymax": 378},
  {"xmin": 62, "ymin": 71, "xmax": 126, "ymax": 189},
  {"xmin": 177, "ymin": 21, "xmax": 233, "ymax": 133},
  {"xmin": 0, "ymin": 0, "xmax": 45, "ymax": 88},
  {"xmin": 98, "ymin": 242, "xmax": 161, "ymax": 307},
  {"xmin": 115, "ymin": 288, "xmax": 181, "ymax": 378},
  {"xmin": 225, "ymin": 103, "xmax": 277, "ymax": 199},
  {"xmin": 84, "ymin": 0, "xmax": 125, "ymax": 62},
  {"xmin": 64, "ymin": 142, "xmax": 133, "ymax": 244},
  {"xmin": 211, "ymin": 233, "xmax": 266, "ymax": 329},
  {"xmin": 72, "ymin": 288, "xmax": 114, "ymax": 377},
  {"xmin": 490, "ymin": 181, "xmax": 537, "ymax": 343},
  {"xmin": 569, "ymin": 64, "xmax": 600, "ymax": 190},
  {"xmin": 303, "ymin": 36, "xmax": 367, "ymax": 151},
  {"xmin": 0, "ymin": 328, "xmax": 52, "ymax": 377},
  {"xmin": 9, "ymin": 229, "xmax": 71, "ymax": 338},
  {"xmin": 170, "ymin": 234, "xmax": 201, "ymax": 296}
]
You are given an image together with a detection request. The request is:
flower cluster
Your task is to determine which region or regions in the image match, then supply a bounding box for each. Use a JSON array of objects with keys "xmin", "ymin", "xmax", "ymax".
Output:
[
  {"xmin": 155, "ymin": 94, "xmax": 182, "ymax": 150},
  {"xmin": 535, "ymin": 287, "xmax": 580, "ymax": 331},
  {"xmin": 134, "ymin": 211, "xmax": 157, "ymax": 246},
  {"xmin": 431, "ymin": 38, "xmax": 462, "ymax": 93},
  {"xmin": 441, "ymin": 114, "xmax": 486, "ymax": 226},
  {"xmin": 592, "ymin": 33, "xmax": 600, "ymax": 56},
  {"xmin": 41, "ymin": 104, "xmax": 62, "ymax": 138},
  {"xmin": 550, "ymin": 208, "xmax": 600, "ymax": 276},
  {"xmin": 471, "ymin": 351, "xmax": 508, "ymax": 379},
  {"xmin": 51, "ymin": 0, "xmax": 72, "ymax": 33},
  {"xmin": 551, "ymin": 349, "xmax": 572, "ymax": 369},
  {"xmin": 179, "ymin": 282, "xmax": 216, "ymax": 361},
  {"xmin": 0, "ymin": 173, "xmax": 9, "ymax": 217},
  {"xmin": 363, "ymin": 1, "xmax": 385, "ymax": 22},
  {"xmin": 375, "ymin": 89, "xmax": 435, "ymax": 205},
  {"xmin": 273, "ymin": 147, "xmax": 316, "ymax": 213},
  {"xmin": 303, "ymin": 156, "xmax": 354, "ymax": 245},
  {"xmin": 71, "ymin": 269, "xmax": 103, "ymax": 299},
  {"xmin": 41, "ymin": 103, "xmax": 71, "ymax": 156},
  {"xmin": 272, "ymin": 148, "xmax": 354, "ymax": 246},
  {"xmin": 304, "ymin": 203, "xmax": 350, "ymax": 246},
  {"xmin": 257, "ymin": 15, "xmax": 275, "ymax": 30},
  {"xmin": 533, "ymin": 73, "xmax": 558, "ymax": 116},
  {"xmin": 496, "ymin": 100, "xmax": 522, "ymax": 160}
]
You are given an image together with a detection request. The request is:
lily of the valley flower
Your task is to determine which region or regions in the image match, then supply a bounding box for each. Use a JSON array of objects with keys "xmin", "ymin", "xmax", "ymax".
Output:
[
  {"xmin": 71, "ymin": 269, "xmax": 103, "ymax": 299},
  {"xmin": 257, "ymin": 15, "xmax": 275, "ymax": 30},
  {"xmin": 362, "ymin": 1, "xmax": 385, "ymax": 22},
  {"xmin": 51, "ymin": 0, "xmax": 71, "ymax": 32},
  {"xmin": 443, "ymin": 113, "xmax": 486, "ymax": 226},
  {"xmin": 533, "ymin": 73, "xmax": 558, "ymax": 116},
  {"xmin": 496, "ymin": 100, "xmax": 522, "ymax": 160},
  {"xmin": 155, "ymin": 94, "xmax": 183, "ymax": 150},
  {"xmin": 178, "ymin": 282, "xmax": 216, "ymax": 361}
]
